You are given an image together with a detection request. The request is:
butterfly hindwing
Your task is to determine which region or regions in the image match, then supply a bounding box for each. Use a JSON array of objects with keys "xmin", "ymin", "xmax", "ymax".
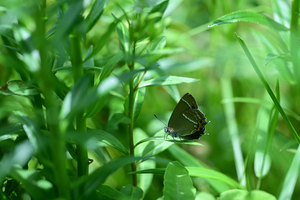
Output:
[{"xmin": 165, "ymin": 93, "xmax": 209, "ymax": 140}]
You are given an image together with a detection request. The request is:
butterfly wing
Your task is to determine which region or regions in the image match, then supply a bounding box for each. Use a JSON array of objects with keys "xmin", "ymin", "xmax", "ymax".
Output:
[
  {"xmin": 168, "ymin": 93, "xmax": 198, "ymax": 128},
  {"xmin": 170, "ymin": 108, "xmax": 206, "ymax": 136},
  {"xmin": 179, "ymin": 109, "xmax": 207, "ymax": 139}
]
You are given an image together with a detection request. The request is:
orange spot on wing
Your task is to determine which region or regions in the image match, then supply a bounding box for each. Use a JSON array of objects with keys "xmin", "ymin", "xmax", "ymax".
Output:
[{"xmin": 197, "ymin": 119, "xmax": 204, "ymax": 130}]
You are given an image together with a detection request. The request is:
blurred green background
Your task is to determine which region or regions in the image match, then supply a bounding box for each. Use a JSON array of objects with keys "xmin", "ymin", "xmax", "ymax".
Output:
[{"xmin": 1, "ymin": 0, "xmax": 299, "ymax": 199}]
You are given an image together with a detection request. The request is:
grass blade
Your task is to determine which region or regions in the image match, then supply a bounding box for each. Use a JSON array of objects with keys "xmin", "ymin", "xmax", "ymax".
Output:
[
  {"xmin": 221, "ymin": 76, "xmax": 246, "ymax": 186},
  {"xmin": 139, "ymin": 76, "xmax": 199, "ymax": 88},
  {"xmin": 278, "ymin": 144, "xmax": 300, "ymax": 200},
  {"xmin": 235, "ymin": 33, "xmax": 300, "ymax": 144},
  {"xmin": 187, "ymin": 167, "xmax": 241, "ymax": 189},
  {"xmin": 209, "ymin": 11, "xmax": 288, "ymax": 31}
]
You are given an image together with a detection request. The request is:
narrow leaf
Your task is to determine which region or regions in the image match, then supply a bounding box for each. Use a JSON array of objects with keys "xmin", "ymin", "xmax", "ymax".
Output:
[
  {"xmin": 135, "ymin": 136, "xmax": 203, "ymax": 148},
  {"xmin": 278, "ymin": 144, "xmax": 300, "ymax": 200},
  {"xmin": 9, "ymin": 168, "xmax": 55, "ymax": 199},
  {"xmin": 0, "ymin": 80, "xmax": 40, "ymax": 96},
  {"xmin": 0, "ymin": 141, "xmax": 34, "ymax": 183},
  {"xmin": 235, "ymin": 33, "xmax": 300, "ymax": 144},
  {"xmin": 85, "ymin": 0, "xmax": 109, "ymax": 32},
  {"xmin": 84, "ymin": 21, "xmax": 117, "ymax": 62},
  {"xmin": 187, "ymin": 167, "xmax": 241, "ymax": 189},
  {"xmin": 61, "ymin": 68, "xmax": 144, "ymax": 119},
  {"xmin": 264, "ymin": 53, "xmax": 290, "ymax": 67},
  {"xmin": 125, "ymin": 87, "xmax": 146, "ymax": 122},
  {"xmin": 113, "ymin": 14, "xmax": 130, "ymax": 54},
  {"xmin": 139, "ymin": 76, "xmax": 199, "ymax": 88},
  {"xmin": 72, "ymin": 156, "xmax": 148, "ymax": 198},
  {"xmin": 96, "ymin": 51, "xmax": 124, "ymax": 84},
  {"xmin": 209, "ymin": 11, "xmax": 288, "ymax": 31},
  {"xmin": 68, "ymin": 129, "xmax": 129, "ymax": 155}
]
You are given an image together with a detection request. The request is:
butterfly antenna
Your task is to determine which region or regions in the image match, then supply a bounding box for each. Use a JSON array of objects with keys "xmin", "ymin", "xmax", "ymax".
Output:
[{"xmin": 154, "ymin": 114, "xmax": 167, "ymax": 126}]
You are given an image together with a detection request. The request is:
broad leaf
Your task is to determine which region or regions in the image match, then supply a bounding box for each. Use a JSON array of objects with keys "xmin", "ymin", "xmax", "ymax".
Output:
[
  {"xmin": 219, "ymin": 189, "xmax": 276, "ymax": 200},
  {"xmin": 163, "ymin": 161, "xmax": 195, "ymax": 200}
]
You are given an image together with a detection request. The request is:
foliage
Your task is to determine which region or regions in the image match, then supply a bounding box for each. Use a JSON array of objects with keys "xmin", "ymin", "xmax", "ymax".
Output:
[{"xmin": 0, "ymin": 0, "xmax": 300, "ymax": 199}]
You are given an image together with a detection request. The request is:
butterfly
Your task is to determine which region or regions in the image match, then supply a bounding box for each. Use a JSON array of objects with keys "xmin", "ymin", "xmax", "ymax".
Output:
[{"xmin": 155, "ymin": 93, "xmax": 210, "ymax": 140}]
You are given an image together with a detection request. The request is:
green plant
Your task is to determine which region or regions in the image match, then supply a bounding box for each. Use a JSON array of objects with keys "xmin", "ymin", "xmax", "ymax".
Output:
[{"xmin": 1, "ymin": 0, "xmax": 300, "ymax": 200}]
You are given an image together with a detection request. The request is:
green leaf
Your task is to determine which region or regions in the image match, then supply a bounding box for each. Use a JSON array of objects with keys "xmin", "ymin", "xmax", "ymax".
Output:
[
  {"xmin": 84, "ymin": 95, "xmax": 108, "ymax": 118},
  {"xmin": 186, "ymin": 167, "xmax": 241, "ymax": 189},
  {"xmin": 72, "ymin": 156, "xmax": 148, "ymax": 198},
  {"xmin": 61, "ymin": 68, "xmax": 144, "ymax": 119},
  {"xmin": 107, "ymin": 113, "xmax": 131, "ymax": 132},
  {"xmin": 98, "ymin": 185, "xmax": 126, "ymax": 200},
  {"xmin": 60, "ymin": 75, "xmax": 91, "ymax": 119},
  {"xmin": 9, "ymin": 168, "xmax": 55, "ymax": 199},
  {"xmin": 209, "ymin": 11, "xmax": 289, "ymax": 31},
  {"xmin": 133, "ymin": 87, "xmax": 146, "ymax": 122},
  {"xmin": 235, "ymin": 33, "xmax": 300, "ymax": 144},
  {"xmin": 219, "ymin": 189, "xmax": 276, "ymax": 200},
  {"xmin": 113, "ymin": 14, "xmax": 130, "ymax": 55},
  {"xmin": 144, "ymin": 36, "xmax": 167, "ymax": 67},
  {"xmin": 134, "ymin": 128, "xmax": 155, "ymax": 194},
  {"xmin": 168, "ymin": 145, "xmax": 231, "ymax": 193},
  {"xmin": 125, "ymin": 87, "xmax": 146, "ymax": 122},
  {"xmin": 148, "ymin": 36, "xmax": 167, "ymax": 51},
  {"xmin": 120, "ymin": 184, "xmax": 144, "ymax": 200},
  {"xmin": 53, "ymin": 1, "xmax": 84, "ymax": 41},
  {"xmin": 0, "ymin": 80, "xmax": 40, "ymax": 96},
  {"xmin": 85, "ymin": 0, "xmax": 109, "ymax": 33},
  {"xmin": 159, "ymin": 58, "xmax": 213, "ymax": 73},
  {"xmin": 68, "ymin": 129, "xmax": 129, "ymax": 155},
  {"xmin": 83, "ymin": 45, "xmax": 95, "ymax": 67},
  {"xmin": 139, "ymin": 76, "xmax": 199, "ymax": 88},
  {"xmin": 148, "ymin": 0, "xmax": 169, "ymax": 22},
  {"xmin": 46, "ymin": 22, "xmax": 58, "ymax": 39},
  {"xmin": 0, "ymin": 140, "xmax": 34, "ymax": 183},
  {"xmin": 141, "ymin": 139, "xmax": 173, "ymax": 157},
  {"xmin": 254, "ymin": 94, "xmax": 272, "ymax": 179},
  {"xmin": 84, "ymin": 21, "xmax": 118, "ymax": 62},
  {"xmin": 221, "ymin": 77, "xmax": 246, "ymax": 185},
  {"xmin": 221, "ymin": 97, "xmax": 300, "ymax": 121},
  {"xmin": 256, "ymin": 81, "xmax": 280, "ymax": 181},
  {"xmin": 135, "ymin": 136, "xmax": 203, "ymax": 148},
  {"xmin": 128, "ymin": 168, "xmax": 165, "ymax": 175},
  {"xmin": 195, "ymin": 192, "xmax": 216, "ymax": 200},
  {"xmin": 146, "ymin": 48, "xmax": 185, "ymax": 55},
  {"xmin": 254, "ymin": 151, "xmax": 271, "ymax": 178},
  {"xmin": 163, "ymin": 161, "xmax": 195, "ymax": 200},
  {"xmin": 278, "ymin": 144, "xmax": 300, "ymax": 200},
  {"xmin": 264, "ymin": 53, "xmax": 290, "ymax": 67},
  {"xmin": 96, "ymin": 51, "xmax": 124, "ymax": 84}
]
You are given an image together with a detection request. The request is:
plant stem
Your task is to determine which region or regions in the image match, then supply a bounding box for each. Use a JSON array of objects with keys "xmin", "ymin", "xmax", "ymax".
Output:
[
  {"xmin": 76, "ymin": 114, "xmax": 88, "ymax": 176},
  {"xmin": 70, "ymin": 34, "xmax": 88, "ymax": 177},
  {"xmin": 128, "ymin": 40, "xmax": 137, "ymax": 186},
  {"xmin": 290, "ymin": 0, "xmax": 299, "ymax": 58},
  {"xmin": 128, "ymin": 78, "xmax": 137, "ymax": 186},
  {"xmin": 35, "ymin": 1, "xmax": 70, "ymax": 198},
  {"xmin": 290, "ymin": 0, "xmax": 300, "ymax": 106}
]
